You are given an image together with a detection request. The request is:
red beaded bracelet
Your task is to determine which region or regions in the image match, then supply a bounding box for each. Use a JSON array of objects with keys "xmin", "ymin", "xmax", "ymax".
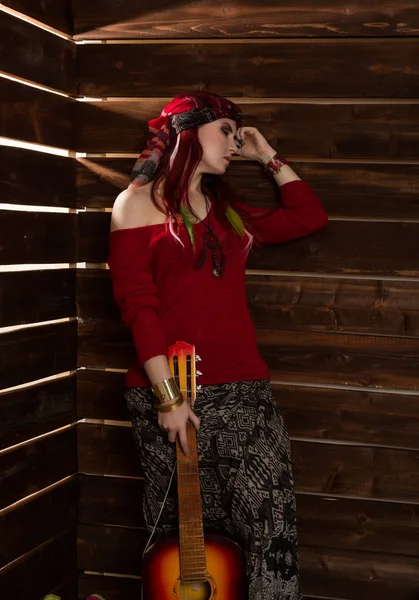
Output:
[{"xmin": 263, "ymin": 153, "xmax": 288, "ymax": 177}]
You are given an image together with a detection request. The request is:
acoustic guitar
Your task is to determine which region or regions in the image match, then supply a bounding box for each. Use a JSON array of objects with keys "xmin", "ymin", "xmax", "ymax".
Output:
[{"xmin": 141, "ymin": 341, "xmax": 245, "ymax": 599}]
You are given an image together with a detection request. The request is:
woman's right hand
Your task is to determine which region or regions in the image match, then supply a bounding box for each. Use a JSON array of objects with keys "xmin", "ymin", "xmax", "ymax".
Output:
[{"xmin": 158, "ymin": 400, "xmax": 200, "ymax": 456}]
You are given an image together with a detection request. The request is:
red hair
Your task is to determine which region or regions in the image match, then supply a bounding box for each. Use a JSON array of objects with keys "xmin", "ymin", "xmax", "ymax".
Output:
[{"xmin": 150, "ymin": 126, "xmax": 252, "ymax": 241}]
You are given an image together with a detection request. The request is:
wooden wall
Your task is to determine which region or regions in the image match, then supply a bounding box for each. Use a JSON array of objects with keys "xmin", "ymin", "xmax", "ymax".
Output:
[
  {"xmin": 0, "ymin": 3, "xmax": 78, "ymax": 599},
  {"xmin": 73, "ymin": 2, "xmax": 419, "ymax": 599}
]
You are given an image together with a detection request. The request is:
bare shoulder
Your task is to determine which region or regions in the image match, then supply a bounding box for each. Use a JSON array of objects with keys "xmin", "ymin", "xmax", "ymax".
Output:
[{"xmin": 110, "ymin": 183, "xmax": 166, "ymax": 232}]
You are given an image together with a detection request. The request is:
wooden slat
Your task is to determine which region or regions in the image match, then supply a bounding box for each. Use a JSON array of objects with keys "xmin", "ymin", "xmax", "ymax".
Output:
[
  {"xmin": 0, "ymin": 374, "xmax": 76, "ymax": 451},
  {"xmin": 78, "ymin": 40, "xmax": 419, "ymax": 98},
  {"xmin": 0, "ymin": 211, "xmax": 77, "ymax": 265},
  {"xmin": 77, "ymin": 269, "xmax": 419, "ymax": 339},
  {"xmin": 0, "ymin": 531, "xmax": 76, "ymax": 600},
  {"xmin": 77, "ymin": 522, "xmax": 419, "ymax": 599},
  {"xmin": 79, "ymin": 212, "xmax": 419, "ymax": 276},
  {"xmin": 0, "ymin": 479, "xmax": 77, "ymax": 569},
  {"xmin": 0, "ymin": 78, "xmax": 75, "ymax": 149},
  {"xmin": 0, "ymin": 11, "xmax": 75, "ymax": 94},
  {"xmin": 76, "ymin": 100, "xmax": 419, "ymax": 160},
  {"xmin": 78, "ymin": 474, "xmax": 419, "ymax": 557},
  {"xmin": 0, "ymin": 375, "xmax": 76, "ymax": 449},
  {"xmin": 77, "ymin": 423, "xmax": 419, "ymax": 501},
  {"xmin": 78, "ymin": 323, "xmax": 419, "ymax": 391},
  {"xmin": 0, "ymin": 321, "xmax": 77, "ymax": 390},
  {"xmin": 76, "ymin": 369, "xmax": 419, "ymax": 450},
  {"xmin": 0, "ymin": 269, "xmax": 76, "ymax": 327},
  {"xmin": 73, "ymin": 0, "xmax": 419, "ymax": 39},
  {"xmin": 0, "ymin": 428, "xmax": 77, "ymax": 510},
  {"xmin": 77, "ymin": 369, "xmax": 128, "ymax": 421},
  {"xmin": 77, "ymin": 157, "xmax": 419, "ymax": 220},
  {"xmin": 3, "ymin": 0, "xmax": 73, "ymax": 34},
  {"xmin": 79, "ymin": 474, "xmax": 144, "ymax": 528},
  {"xmin": 0, "ymin": 147, "xmax": 76, "ymax": 208}
]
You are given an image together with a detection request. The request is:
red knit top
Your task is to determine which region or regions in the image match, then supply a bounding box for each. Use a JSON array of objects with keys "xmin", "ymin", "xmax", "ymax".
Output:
[{"xmin": 108, "ymin": 180, "xmax": 328, "ymax": 388}]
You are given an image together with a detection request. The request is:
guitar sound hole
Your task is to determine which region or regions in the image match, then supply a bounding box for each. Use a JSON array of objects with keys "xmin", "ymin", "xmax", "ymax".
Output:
[{"xmin": 178, "ymin": 579, "xmax": 212, "ymax": 599}]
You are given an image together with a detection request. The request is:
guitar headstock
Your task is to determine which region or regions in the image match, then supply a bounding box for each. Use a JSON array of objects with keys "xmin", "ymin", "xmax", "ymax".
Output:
[{"xmin": 168, "ymin": 341, "xmax": 202, "ymax": 407}]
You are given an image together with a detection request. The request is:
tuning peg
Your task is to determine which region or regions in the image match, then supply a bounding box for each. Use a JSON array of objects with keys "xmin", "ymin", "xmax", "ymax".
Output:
[
  {"xmin": 195, "ymin": 355, "xmax": 202, "ymax": 362},
  {"xmin": 197, "ymin": 385, "xmax": 202, "ymax": 390},
  {"xmin": 196, "ymin": 370, "xmax": 203, "ymax": 377}
]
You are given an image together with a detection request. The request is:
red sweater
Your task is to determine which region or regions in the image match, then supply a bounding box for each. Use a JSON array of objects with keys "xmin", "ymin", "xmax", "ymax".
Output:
[{"xmin": 108, "ymin": 180, "xmax": 328, "ymax": 388}]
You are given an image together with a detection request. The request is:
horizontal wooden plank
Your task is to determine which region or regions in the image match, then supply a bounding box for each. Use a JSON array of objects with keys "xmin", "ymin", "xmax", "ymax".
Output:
[
  {"xmin": 0, "ymin": 78, "xmax": 75, "ymax": 149},
  {"xmin": 77, "ymin": 522, "xmax": 419, "ymax": 599},
  {"xmin": 76, "ymin": 369, "xmax": 419, "ymax": 450},
  {"xmin": 77, "ymin": 369, "xmax": 128, "ymax": 421},
  {"xmin": 1, "ymin": 321, "xmax": 77, "ymax": 390},
  {"xmin": 79, "ymin": 474, "xmax": 419, "ymax": 556},
  {"xmin": 78, "ymin": 40, "xmax": 419, "ymax": 98},
  {"xmin": 0, "ymin": 374, "xmax": 76, "ymax": 451},
  {"xmin": 0, "ymin": 11, "xmax": 75, "ymax": 94},
  {"xmin": 77, "ymin": 269, "xmax": 419, "ymax": 340},
  {"xmin": 0, "ymin": 147, "xmax": 76, "ymax": 208},
  {"xmin": 0, "ymin": 427, "xmax": 77, "ymax": 510},
  {"xmin": 78, "ymin": 573, "xmax": 141, "ymax": 600},
  {"xmin": 0, "ymin": 269, "xmax": 76, "ymax": 327},
  {"xmin": 77, "ymin": 423, "xmax": 419, "ymax": 501},
  {"xmin": 0, "ymin": 211, "xmax": 77, "ymax": 265},
  {"xmin": 76, "ymin": 100, "xmax": 419, "ymax": 160},
  {"xmin": 0, "ymin": 531, "xmax": 76, "ymax": 600},
  {"xmin": 78, "ymin": 327, "xmax": 419, "ymax": 393},
  {"xmin": 0, "ymin": 479, "xmax": 77, "ymax": 569},
  {"xmin": 73, "ymin": 0, "xmax": 419, "ymax": 39},
  {"xmin": 77, "ymin": 157, "xmax": 419, "ymax": 220},
  {"xmin": 78, "ymin": 213, "xmax": 419, "ymax": 277},
  {"xmin": 3, "ymin": 0, "xmax": 73, "ymax": 34}
]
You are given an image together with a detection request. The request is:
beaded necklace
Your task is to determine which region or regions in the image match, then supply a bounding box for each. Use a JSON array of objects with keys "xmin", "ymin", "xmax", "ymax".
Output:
[{"xmin": 194, "ymin": 195, "xmax": 226, "ymax": 278}]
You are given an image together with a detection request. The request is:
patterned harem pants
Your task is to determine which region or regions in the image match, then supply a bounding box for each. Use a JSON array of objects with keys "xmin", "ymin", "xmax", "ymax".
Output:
[{"xmin": 126, "ymin": 379, "xmax": 300, "ymax": 600}]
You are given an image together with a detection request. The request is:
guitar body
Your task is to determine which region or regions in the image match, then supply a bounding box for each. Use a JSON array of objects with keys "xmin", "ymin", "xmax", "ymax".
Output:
[{"xmin": 142, "ymin": 534, "xmax": 246, "ymax": 600}]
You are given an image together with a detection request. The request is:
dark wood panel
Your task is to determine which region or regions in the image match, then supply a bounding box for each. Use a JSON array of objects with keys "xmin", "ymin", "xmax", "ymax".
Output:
[
  {"xmin": 77, "ymin": 424, "xmax": 419, "ymax": 501},
  {"xmin": 0, "ymin": 269, "xmax": 76, "ymax": 327},
  {"xmin": 1, "ymin": 321, "xmax": 77, "ymax": 390},
  {"xmin": 79, "ymin": 474, "xmax": 144, "ymax": 528},
  {"xmin": 79, "ymin": 474, "xmax": 419, "ymax": 556},
  {"xmin": 0, "ymin": 479, "xmax": 77, "ymax": 569},
  {"xmin": 77, "ymin": 523, "xmax": 147, "ymax": 574},
  {"xmin": 77, "ymin": 268, "xmax": 419, "ymax": 339},
  {"xmin": 0, "ymin": 78, "xmax": 75, "ymax": 149},
  {"xmin": 78, "ymin": 322, "xmax": 419, "ymax": 390},
  {"xmin": 78, "ymin": 213, "xmax": 419, "ymax": 277},
  {"xmin": 0, "ymin": 531, "xmax": 76, "ymax": 600},
  {"xmin": 77, "ymin": 369, "xmax": 128, "ymax": 421},
  {"xmin": 0, "ymin": 211, "xmax": 77, "ymax": 265},
  {"xmin": 0, "ymin": 374, "xmax": 76, "ymax": 451},
  {"xmin": 76, "ymin": 369, "xmax": 419, "ymax": 450},
  {"xmin": 77, "ymin": 156, "xmax": 419, "ymax": 220},
  {"xmin": 73, "ymin": 0, "xmax": 419, "ymax": 39},
  {"xmin": 3, "ymin": 0, "xmax": 73, "ymax": 34},
  {"xmin": 0, "ymin": 147, "xmax": 76, "ymax": 208},
  {"xmin": 0, "ymin": 428, "xmax": 77, "ymax": 510},
  {"xmin": 300, "ymin": 545, "xmax": 419, "ymax": 600},
  {"xmin": 77, "ymin": 523, "xmax": 419, "ymax": 599},
  {"xmin": 78, "ymin": 40, "xmax": 419, "ymax": 98},
  {"xmin": 0, "ymin": 11, "xmax": 75, "ymax": 94},
  {"xmin": 76, "ymin": 100, "xmax": 419, "ymax": 160}
]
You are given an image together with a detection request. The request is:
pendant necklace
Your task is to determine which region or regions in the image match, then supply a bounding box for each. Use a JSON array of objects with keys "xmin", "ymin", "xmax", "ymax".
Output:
[{"xmin": 194, "ymin": 195, "xmax": 226, "ymax": 278}]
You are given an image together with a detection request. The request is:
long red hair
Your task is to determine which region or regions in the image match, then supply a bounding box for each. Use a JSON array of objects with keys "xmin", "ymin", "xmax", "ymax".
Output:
[{"xmin": 150, "ymin": 126, "xmax": 252, "ymax": 242}]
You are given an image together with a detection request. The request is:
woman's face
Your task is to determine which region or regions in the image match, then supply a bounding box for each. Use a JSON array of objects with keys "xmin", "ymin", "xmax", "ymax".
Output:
[{"xmin": 197, "ymin": 118, "xmax": 239, "ymax": 175}]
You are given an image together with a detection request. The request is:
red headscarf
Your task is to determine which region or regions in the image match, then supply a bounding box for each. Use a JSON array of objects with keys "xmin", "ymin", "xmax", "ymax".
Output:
[{"xmin": 130, "ymin": 92, "xmax": 243, "ymax": 187}]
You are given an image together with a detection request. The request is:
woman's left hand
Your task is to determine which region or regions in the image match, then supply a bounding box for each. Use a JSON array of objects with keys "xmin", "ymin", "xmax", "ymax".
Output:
[{"xmin": 234, "ymin": 127, "xmax": 276, "ymax": 162}]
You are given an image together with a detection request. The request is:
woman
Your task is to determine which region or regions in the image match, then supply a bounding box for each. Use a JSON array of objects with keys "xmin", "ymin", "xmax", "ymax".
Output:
[{"xmin": 108, "ymin": 92, "xmax": 328, "ymax": 600}]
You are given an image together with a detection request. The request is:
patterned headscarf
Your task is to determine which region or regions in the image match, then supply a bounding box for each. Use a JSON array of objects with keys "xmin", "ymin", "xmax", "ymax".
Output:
[{"xmin": 130, "ymin": 92, "xmax": 243, "ymax": 187}]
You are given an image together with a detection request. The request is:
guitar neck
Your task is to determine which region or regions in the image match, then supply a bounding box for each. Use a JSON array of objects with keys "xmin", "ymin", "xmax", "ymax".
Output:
[{"xmin": 176, "ymin": 422, "xmax": 207, "ymax": 582}]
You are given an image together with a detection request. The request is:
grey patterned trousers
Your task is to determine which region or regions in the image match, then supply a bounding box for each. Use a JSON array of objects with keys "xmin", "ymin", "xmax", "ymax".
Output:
[{"xmin": 126, "ymin": 379, "xmax": 300, "ymax": 600}]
